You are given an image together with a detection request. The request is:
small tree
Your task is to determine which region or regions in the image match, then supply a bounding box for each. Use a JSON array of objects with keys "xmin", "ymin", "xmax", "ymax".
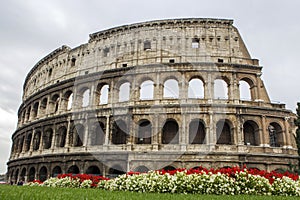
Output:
[{"xmin": 294, "ymin": 103, "xmax": 300, "ymax": 169}]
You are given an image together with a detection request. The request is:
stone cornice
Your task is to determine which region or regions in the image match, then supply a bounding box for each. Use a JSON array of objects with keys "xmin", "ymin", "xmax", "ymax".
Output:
[
  {"xmin": 89, "ymin": 18, "xmax": 234, "ymax": 42},
  {"xmin": 23, "ymin": 45, "xmax": 71, "ymax": 91}
]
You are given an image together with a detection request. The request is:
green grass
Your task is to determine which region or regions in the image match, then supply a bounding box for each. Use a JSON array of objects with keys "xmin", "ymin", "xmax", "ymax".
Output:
[{"xmin": 0, "ymin": 184, "xmax": 298, "ymax": 200}]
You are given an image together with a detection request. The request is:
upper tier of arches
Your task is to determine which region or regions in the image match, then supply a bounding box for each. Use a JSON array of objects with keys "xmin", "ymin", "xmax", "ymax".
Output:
[
  {"xmin": 22, "ymin": 18, "xmax": 259, "ymax": 100},
  {"xmin": 18, "ymin": 68, "xmax": 271, "ymax": 127}
]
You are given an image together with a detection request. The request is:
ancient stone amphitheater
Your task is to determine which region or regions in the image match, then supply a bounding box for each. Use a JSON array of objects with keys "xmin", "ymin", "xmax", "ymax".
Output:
[{"xmin": 7, "ymin": 18, "xmax": 298, "ymax": 183}]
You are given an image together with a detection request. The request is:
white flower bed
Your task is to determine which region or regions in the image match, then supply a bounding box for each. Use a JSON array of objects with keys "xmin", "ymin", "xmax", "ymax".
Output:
[
  {"xmin": 98, "ymin": 170, "xmax": 299, "ymax": 196},
  {"xmin": 25, "ymin": 168, "xmax": 300, "ymax": 196}
]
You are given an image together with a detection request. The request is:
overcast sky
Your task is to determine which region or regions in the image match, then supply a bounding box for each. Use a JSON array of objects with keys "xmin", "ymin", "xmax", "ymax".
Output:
[{"xmin": 0, "ymin": 0, "xmax": 299, "ymax": 174}]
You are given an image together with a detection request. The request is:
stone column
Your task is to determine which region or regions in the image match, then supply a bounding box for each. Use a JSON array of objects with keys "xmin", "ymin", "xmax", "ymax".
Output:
[
  {"xmin": 179, "ymin": 73, "xmax": 187, "ymax": 100},
  {"xmin": 284, "ymin": 117, "xmax": 291, "ymax": 148},
  {"xmin": 256, "ymin": 74, "xmax": 262, "ymax": 100},
  {"xmin": 51, "ymin": 125, "xmax": 56, "ymax": 150},
  {"xmin": 38, "ymin": 128, "xmax": 44, "ymax": 152},
  {"xmin": 152, "ymin": 114, "xmax": 159, "ymax": 151},
  {"xmin": 65, "ymin": 117, "xmax": 71, "ymax": 148},
  {"xmin": 89, "ymin": 84, "xmax": 95, "ymax": 107},
  {"xmin": 206, "ymin": 73, "xmax": 213, "ymax": 102},
  {"xmin": 237, "ymin": 114, "xmax": 244, "ymax": 145},
  {"xmin": 109, "ymin": 79, "xmax": 115, "ymax": 105},
  {"xmin": 104, "ymin": 116, "xmax": 110, "ymax": 145},
  {"xmin": 154, "ymin": 72, "xmax": 162, "ymax": 100},
  {"xmin": 232, "ymin": 73, "xmax": 240, "ymax": 103},
  {"xmin": 180, "ymin": 114, "xmax": 187, "ymax": 151},
  {"xmin": 21, "ymin": 136, "xmax": 26, "ymax": 153},
  {"xmin": 83, "ymin": 118, "xmax": 89, "ymax": 147},
  {"xmin": 29, "ymin": 130, "xmax": 35, "ymax": 153},
  {"xmin": 261, "ymin": 115, "xmax": 269, "ymax": 147},
  {"xmin": 208, "ymin": 111, "xmax": 215, "ymax": 145}
]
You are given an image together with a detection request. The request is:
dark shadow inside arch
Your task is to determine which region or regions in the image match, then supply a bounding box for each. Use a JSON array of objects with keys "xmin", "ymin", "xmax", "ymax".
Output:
[
  {"xmin": 189, "ymin": 119, "xmax": 206, "ymax": 144},
  {"xmin": 108, "ymin": 165, "xmax": 125, "ymax": 178},
  {"xmin": 86, "ymin": 166, "xmax": 102, "ymax": 175},
  {"xmin": 56, "ymin": 126, "xmax": 67, "ymax": 148},
  {"xmin": 137, "ymin": 120, "xmax": 152, "ymax": 144},
  {"xmin": 72, "ymin": 124, "xmax": 85, "ymax": 147},
  {"xmin": 216, "ymin": 120, "xmax": 232, "ymax": 145},
  {"xmin": 39, "ymin": 166, "xmax": 48, "ymax": 182},
  {"xmin": 162, "ymin": 119, "xmax": 179, "ymax": 144},
  {"xmin": 67, "ymin": 165, "xmax": 80, "ymax": 175},
  {"xmin": 20, "ymin": 168, "xmax": 26, "ymax": 181},
  {"xmin": 43, "ymin": 128, "xmax": 53, "ymax": 149},
  {"xmin": 91, "ymin": 122, "xmax": 105, "ymax": 146},
  {"xmin": 33, "ymin": 131, "xmax": 41, "ymax": 151},
  {"xmin": 28, "ymin": 167, "xmax": 35, "ymax": 182},
  {"xmin": 134, "ymin": 166, "xmax": 149, "ymax": 173},
  {"xmin": 162, "ymin": 165, "xmax": 176, "ymax": 171},
  {"xmin": 52, "ymin": 166, "xmax": 62, "ymax": 177},
  {"xmin": 268, "ymin": 122, "xmax": 283, "ymax": 147},
  {"xmin": 243, "ymin": 120, "xmax": 259, "ymax": 146},
  {"xmin": 112, "ymin": 120, "xmax": 128, "ymax": 145}
]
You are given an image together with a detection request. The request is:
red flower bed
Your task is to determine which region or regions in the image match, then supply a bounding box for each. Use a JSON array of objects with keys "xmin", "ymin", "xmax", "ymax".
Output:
[{"xmin": 57, "ymin": 173, "xmax": 109, "ymax": 187}]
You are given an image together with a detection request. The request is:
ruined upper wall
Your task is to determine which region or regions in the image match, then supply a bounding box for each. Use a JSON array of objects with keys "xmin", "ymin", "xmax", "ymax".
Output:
[{"xmin": 22, "ymin": 18, "xmax": 258, "ymax": 100}]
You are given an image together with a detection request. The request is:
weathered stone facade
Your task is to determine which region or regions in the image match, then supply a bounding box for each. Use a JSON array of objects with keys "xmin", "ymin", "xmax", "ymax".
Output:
[{"xmin": 7, "ymin": 18, "xmax": 298, "ymax": 183}]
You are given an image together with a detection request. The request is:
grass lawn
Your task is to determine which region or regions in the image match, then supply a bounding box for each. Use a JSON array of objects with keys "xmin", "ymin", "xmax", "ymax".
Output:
[{"xmin": 0, "ymin": 184, "xmax": 298, "ymax": 200}]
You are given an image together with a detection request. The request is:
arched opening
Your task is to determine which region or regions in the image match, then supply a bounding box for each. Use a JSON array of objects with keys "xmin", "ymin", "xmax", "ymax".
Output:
[
  {"xmin": 82, "ymin": 89, "xmax": 90, "ymax": 107},
  {"xmin": 243, "ymin": 121, "xmax": 259, "ymax": 146},
  {"xmin": 214, "ymin": 79, "xmax": 228, "ymax": 99},
  {"xmin": 91, "ymin": 122, "xmax": 105, "ymax": 146},
  {"xmin": 40, "ymin": 98, "xmax": 47, "ymax": 115},
  {"xmin": 56, "ymin": 126, "xmax": 67, "ymax": 148},
  {"xmin": 188, "ymin": 78, "xmax": 204, "ymax": 98},
  {"xmin": 51, "ymin": 94, "xmax": 60, "ymax": 113},
  {"xmin": 216, "ymin": 120, "xmax": 232, "ymax": 145},
  {"xmin": 162, "ymin": 166, "xmax": 176, "ymax": 171},
  {"xmin": 239, "ymin": 80, "xmax": 251, "ymax": 100},
  {"xmin": 25, "ymin": 133, "xmax": 32, "ymax": 152},
  {"xmin": 99, "ymin": 84, "xmax": 109, "ymax": 105},
  {"xmin": 189, "ymin": 119, "xmax": 206, "ymax": 144},
  {"xmin": 72, "ymin": 124, "xmax": 85, "ymax": 147},
  {"xmin": 163, "ymin": 79, "xmax": 179, "ymax": 98},
  {"xmin": 162, "ymin": 119, "xmax": 179, "ymax": 144},
  {"xmin": 21, "ymin": 110, "xmax": 26, "ymax": 124},
  {"xmin": 33, "ymin": 131, "xmax": 41, "ymax": 151},
  {"xmin": 39, "ymin": 167, "xmax": 47, "ymax": 182},
  {"xmin": 52, "ymin": 166, "xmax": 62, "ymax": 177},
  {"xmin": 108, "ymin": 165, "xmax": 125, "ymax": 178},
  {"xmin": 140, "ymin": 80, "xmax": 154, "ymax": 100},
  {"xmin": 112, "ymin": 120, "xmax": 128, "ymax": 145},
  {"xmin": 12, "ymin": 139, "xmax": 18, "ymax": 154},
  {"xmin": 32, "ymin": 102, "xmax": 39, "ymax": 118},
  {"xmin": 14, "ymin": 169, "xmax": 19, "ymax": 183},
  {"xmin": 137, "ymin": 120, "xmax": 152, "ymax": 144},
  {"xmin": 86, "ymin": 166, "xmax": 101, "ymax": 175},
  {"xmin": 18, "ymin": 136, "xmax": 24, "ymax": 153},
  {"xmin": 134, "ymin": 166, "xmax": 149, "ymax": 173},
  {"xmin": 28, "ymin": 167, "xmax": 35, "ymax": 182},
  {"xmin": 67, "ymin": 165, "xmax": 79, "ymax": 175},
  {"xmin": 64, "ymin": 91, "xmax": 73, "ymax": 110},
  {"xmin": 119, "ymin": 82, "xmax": 130, "ymax": 102},
  {"xmin": 10, "ymin": 170, "xmax": 14, "ymax": 183},
  {"xmin": 269, "ymin": 122, "xmax": 283, "ymax": 147},
  {"xmin": 20, "ymin": 168, "xmax": 26, "ymax": 182},
  {"xmin": 26, "ymin": 106, "xmax": 31, "ymax": 121},
  {"xmin": 43, "ymin": 128, "xmax": 53, "ymax": 149}
]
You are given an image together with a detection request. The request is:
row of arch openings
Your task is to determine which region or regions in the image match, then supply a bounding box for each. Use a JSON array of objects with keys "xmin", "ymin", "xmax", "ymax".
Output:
[{"xmin": 21, "ymin": 77, "xmax": 254, "ymax": 124}]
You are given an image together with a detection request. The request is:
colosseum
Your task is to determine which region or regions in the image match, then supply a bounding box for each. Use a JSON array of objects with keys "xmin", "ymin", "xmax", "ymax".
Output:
[{"xmin": 7, "ymin": 18, "xmax": 298, "ymax": 183}]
